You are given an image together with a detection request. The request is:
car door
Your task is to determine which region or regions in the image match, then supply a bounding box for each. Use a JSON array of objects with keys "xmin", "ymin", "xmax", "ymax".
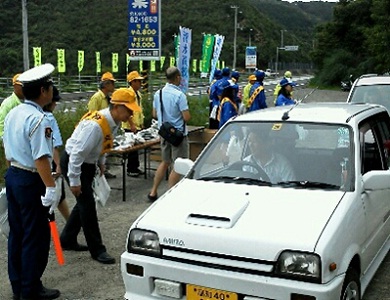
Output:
[{"xmin": 359, "ymin": 113, "xmax": 390, "ymax": 274}]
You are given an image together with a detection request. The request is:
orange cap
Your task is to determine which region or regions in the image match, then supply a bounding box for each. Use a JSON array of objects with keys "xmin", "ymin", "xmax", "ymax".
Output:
[
  {"xmin": 110, "ymin": 88, "xmax": 141, "ymax": 112},
  {"xmin": 127, "ymin": 71, "xmax": 144, "ymax": 82},
  {"xmin": 101, "ymin": 72, "xmax": 116, "ymax": 82},
  {"xmin": 12, "ymin": 73, "xmax": 23, "ymax": 86},
  {"xmin": 248, "ymin": 75, "xmax": 256, "ymax": 81}
]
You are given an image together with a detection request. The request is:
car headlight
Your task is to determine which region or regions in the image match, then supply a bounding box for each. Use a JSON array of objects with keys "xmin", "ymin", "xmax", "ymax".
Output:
[
  {"xmin": 275, "ymin": 251, "xmax": 321, "ymax": 282},
  {"xmin": 127, "ymin": 229, "xmax": 161, "ymax": 256}
]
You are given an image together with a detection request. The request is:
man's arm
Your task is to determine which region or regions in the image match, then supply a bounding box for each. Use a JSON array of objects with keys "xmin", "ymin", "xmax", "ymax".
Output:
[
  {"xmin": 182, "ymin": 110, "xmax": 191, "ymax": 123},
  {"xmin": 35, "ymin": 156, "xmax": 56, "ymax": 188}
]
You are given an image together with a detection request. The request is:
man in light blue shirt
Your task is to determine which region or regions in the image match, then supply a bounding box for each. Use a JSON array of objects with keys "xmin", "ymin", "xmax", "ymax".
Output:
[{"xmin": 148, "ymin": 67, "xmax": 191, "ymax": 201}]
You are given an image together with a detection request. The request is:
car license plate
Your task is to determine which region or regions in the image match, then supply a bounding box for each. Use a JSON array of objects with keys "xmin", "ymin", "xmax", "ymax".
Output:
[{"xmin": 186, "ymin": 284, "xmax": 238, "ymax": 300}]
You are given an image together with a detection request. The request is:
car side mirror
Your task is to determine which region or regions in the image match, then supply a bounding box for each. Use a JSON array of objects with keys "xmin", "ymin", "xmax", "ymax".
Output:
[
  {"xmin": 362, "ymin": 170, "xmax": 390, "ymax": 190},
  {"xmin": 174, "ymin": 158, "xmax": 194, "ymax": 176}
]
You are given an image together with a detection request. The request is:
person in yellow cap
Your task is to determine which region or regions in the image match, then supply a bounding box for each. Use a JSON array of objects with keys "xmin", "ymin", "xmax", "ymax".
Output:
[
  {"xmin": 87, "ymin": 71, "xmax": 116, "ymax": 112},
  {"xmin": 60, "ymin": 88, "xmax": 140, "ymax": 265},
  {"xmin": 241, "ymin": 74, "xmax": 257, "ymax": 113},
  {"xmin": 122, "ymin": 70, "xmax": 146, "ymax": 177},
  {"xmin": 87, "ymin": 72, "xmax": 117, "ymax": 178},
  {"xmin": 0, "ymin": 73, "xmax": 25, "ymax": 138},
  {"xmin": 273, "ymin": 70, "xmax": 293, "ymax": 104}
]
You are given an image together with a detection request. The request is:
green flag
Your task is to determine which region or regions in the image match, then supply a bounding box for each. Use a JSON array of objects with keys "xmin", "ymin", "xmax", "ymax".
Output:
[
  {"xmin": 96, "ymin": 52, "xmax": 101, "ymax": 73},
  {"xmin": 139, "ymin": 61, "xmax": 143, "ymax": 71},
  {"xmin": 33, "ymin": 47, "xmax": 41, "ymax": 67},
  {"xmin": 78, "ymin": 50, "xmax": 84, "ymax": 73},
  {"xmin": 57, "ymin": 49, "xmax": 66, "ymax": 73},
  {"xmin": 200, "ymin": 34, "xmax": 215, "ymax": 73},
  {"xmin": 112, "ymin": 53, "xmax": 119, "ymax": 73},
  {"xmin": 126, "ymin": 53, "xmax": 130, "ymax": 74},
  {"xmin": 151, "ymin": 60, "xmax": 156, "ymax": 72},
  {"xmin": 170, "ymin": 56, "xmax": 175, "ymax": 67}
]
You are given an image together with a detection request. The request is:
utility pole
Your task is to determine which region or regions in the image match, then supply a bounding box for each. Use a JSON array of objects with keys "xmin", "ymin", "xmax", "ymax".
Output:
[
  {"xmin": 22, "ymin": 0, "xmax": 30, "ymax": 70},
  {"xmin": 231, "ymin": 5, "xmax": 239, "ymax": 70}
]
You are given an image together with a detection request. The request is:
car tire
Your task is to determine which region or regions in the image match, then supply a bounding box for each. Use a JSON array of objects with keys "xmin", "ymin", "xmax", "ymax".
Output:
[{"xmin": 341, "ymin": 268, "xmax": 361, "ymax": 300}]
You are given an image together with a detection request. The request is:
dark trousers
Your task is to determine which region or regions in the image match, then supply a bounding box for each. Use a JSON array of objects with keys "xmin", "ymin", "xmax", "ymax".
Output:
[
  {"xmin": 60, "ymin": 152, "xmax": 106, "ymax": 258},
  {"xmin": 6, "ymin": 167, "xmax": 50, "ymax": 298},
  {"xmin": 124, "ymin": 129, "xmax": 140, "ymax": 172}
]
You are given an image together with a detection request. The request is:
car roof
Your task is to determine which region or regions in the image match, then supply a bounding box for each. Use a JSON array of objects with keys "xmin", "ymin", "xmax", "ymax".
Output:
[
  {"xmin": 354, "ymin": 75, "xmax": 390, "ymax": 86},
  {"xmin": 235, "ymin": 102, "xmax": 386, "ymax": 125}
]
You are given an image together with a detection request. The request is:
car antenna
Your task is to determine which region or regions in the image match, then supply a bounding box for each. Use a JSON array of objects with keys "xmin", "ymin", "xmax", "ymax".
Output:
[{"xmin": 282, "ymin": 86, "xmax": 318, "ymax": 120}]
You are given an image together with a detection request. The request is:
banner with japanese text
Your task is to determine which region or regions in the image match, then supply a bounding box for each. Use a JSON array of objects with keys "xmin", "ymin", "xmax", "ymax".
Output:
[
  {"xmin": 78, "ymin": 50, "xmax": 84, "ymax": 73},
  {"xmin": 160, "ymin": 56, "xmax": 165, "ymax": 70},
  {"xmin": 150, "ymin": 60, "xmax": 156, "ymax": 72},
  {"xmin": 112, "ymin": 53, "xmax": 119, "ymax": 72},
  {"xmin": 33, "ymin": 47, "xmax": 41, "ymax": 67},
  {"xmin": 169, "ymin": 56, "xmax": 175, "ymax": 67},
  {"xmin": 192, "ymin": 59, "xmax": 197, "ymax": 73},
  {"xmin": 209, "ymin": 34, "xmax": 224, "ymax": 83},
  {"xmin": 126, "ymin": 53, "xmax": 131, "ymax": 74},
  {"xmin": 57, "ymin": 49, "xmax": 66, "ymax": 73},
  {"xmin": 200, "ymin": 34, "xmax": 214, "ymax": 74},
  {"xmin": 177, "ymin": 26, "xmax": 192, "ymax": 93},
  {"xmin": 96, "ymin": 52, "xmax": 101, "ymax": 73}
]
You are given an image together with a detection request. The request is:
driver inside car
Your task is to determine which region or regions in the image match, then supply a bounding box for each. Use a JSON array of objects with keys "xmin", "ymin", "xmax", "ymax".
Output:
[{"xmin": 243, "ymin": 130, "xmax": 296, "ymax": 183}]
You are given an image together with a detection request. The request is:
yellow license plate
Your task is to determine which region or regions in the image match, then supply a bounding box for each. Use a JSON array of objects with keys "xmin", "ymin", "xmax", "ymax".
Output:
[{"xmin": 186, "ymin": 284, "xmax": 238, "ymax": 300}]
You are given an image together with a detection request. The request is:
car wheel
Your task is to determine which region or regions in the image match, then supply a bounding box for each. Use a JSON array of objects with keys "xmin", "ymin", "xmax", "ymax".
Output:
[{"xmin": 341, "ymin": 268, "xmax": 361, "ymax": 300}]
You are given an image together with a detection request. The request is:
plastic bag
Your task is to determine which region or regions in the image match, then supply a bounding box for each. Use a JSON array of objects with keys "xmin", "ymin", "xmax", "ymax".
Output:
[
  {"xmin": 93, "ymin": 174, "xmax": 111, "ymax": 207},
  {"xmin": 0, "ymin": 187, "xmax": 9, "ymax": 239}
]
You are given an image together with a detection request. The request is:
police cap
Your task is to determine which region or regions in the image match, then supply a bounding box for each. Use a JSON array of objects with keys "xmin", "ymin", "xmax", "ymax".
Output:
[{"xmin": 18, "ymin": 63, "xmax": 55, "ymax": 86}]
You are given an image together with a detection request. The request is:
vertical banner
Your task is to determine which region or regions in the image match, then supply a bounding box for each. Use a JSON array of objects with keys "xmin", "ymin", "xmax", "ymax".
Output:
[
  {"xmin": 169, "ymin": 56, "xmax": 175, "ymax": 67},
  {"xmin": 192, "ymin": 59, "xmax": 197, "ymax": 73},
  {"xmin": 112, "ymin": 53, "xmax": 119, "ymax": 73},
  {"xmin": 78, "ymin": 50, "xmax": 84, "ymax": 73},
  {"xmin": 33, "ymin": 47, "xmax": 41, "ymax": 67},
  {"xmin": 57, "ymin": 49, "xmax": 66, "ymax": 73},
  {"xmin": 150, "ymin": 60, "xmax": 156, "ymax": 72},
  {"xmin": 174, "ymin": 34, "xmax": 180, "ymax": 64},
  {"xmin": 177, "ymin": 26, "xmax": 192, "ymax": 93},
  {"xmin": 160, "ymin": 56, "xmax": 165, "ymax": 70},
  {"xmin": 245, "ymin": 46, "xmax": 257, "ymax": 69},
  {"xmin": 139, "ymin": 60, "xmax": 143, "ymax": 71},
  {"xmin": 96, "ymin": 52, "xmax": 101, "ymax": 73},
  {"xmin": 200, "ymin": 34, "xmax": 215, "ymax": 74},
  {"xmin": 199, "ymin": 60, "xmax": 202, "ymax": 73},
  {"xmin": 126, "ymin": 53, "xmax": 131, "ymax": 74},
  {"xmin": 209, "ymin": 34, "xmax": 224, "ymax": 83}
]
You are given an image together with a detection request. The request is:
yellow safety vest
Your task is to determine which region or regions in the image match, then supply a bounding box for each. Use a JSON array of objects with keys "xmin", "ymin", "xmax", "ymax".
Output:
[{"xmin": 248, "ymin": 85, "xmax": 264, "ymax": 107}]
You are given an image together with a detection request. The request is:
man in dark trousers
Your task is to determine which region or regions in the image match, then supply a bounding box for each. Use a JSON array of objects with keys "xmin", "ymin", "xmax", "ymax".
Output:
[
  {"xmin": 60, "ymin": 88, "xmax": 141, "ymax": 264},
  {"xmin": 3, "ymin": 64, "xmax": 60, "ymax": 300}
]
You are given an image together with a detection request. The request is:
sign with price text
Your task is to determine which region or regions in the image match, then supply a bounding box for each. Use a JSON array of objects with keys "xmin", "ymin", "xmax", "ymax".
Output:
[{"xmin": 128, "ymin": 0, "xmax": 161, "ymax": 61}]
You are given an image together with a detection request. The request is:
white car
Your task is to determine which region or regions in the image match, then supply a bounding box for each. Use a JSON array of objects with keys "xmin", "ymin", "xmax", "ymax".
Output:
[{"xmin": 121, "ymin": 103, "xmax": 390, "ymax": 300}]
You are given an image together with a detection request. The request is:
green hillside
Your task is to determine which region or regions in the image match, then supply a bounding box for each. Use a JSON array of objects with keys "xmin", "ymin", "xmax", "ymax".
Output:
[{"xmin": 0, "ymin": 0, "xmax": 335, "ymax": 76}]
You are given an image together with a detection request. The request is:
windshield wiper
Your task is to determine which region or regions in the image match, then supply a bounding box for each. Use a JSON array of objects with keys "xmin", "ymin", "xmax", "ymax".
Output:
[
  {"xmin": 276, "ymin": 181, "xmax": 340, "ymax": 190},
  {"xmin": 199, "ymin": 176, "xmax": 271, "ymax": 185}
]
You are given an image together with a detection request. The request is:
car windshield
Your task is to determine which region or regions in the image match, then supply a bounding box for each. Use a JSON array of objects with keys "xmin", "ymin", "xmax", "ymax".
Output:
[
  {"xmin": 191, "ymin": 121, "xmax": 354, "ymax": 191},
  {"xmin": 350, "ymin": 85, "xmax": 390, "ymax": 112}
]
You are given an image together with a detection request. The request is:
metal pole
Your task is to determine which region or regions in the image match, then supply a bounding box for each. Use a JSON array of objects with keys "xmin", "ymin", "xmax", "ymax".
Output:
[
  {"xmin": 231, "ymin": 5, "xmax": 239, "ymax": 70},
  {"xmin": 275, "ymin": 47, "xmax": 279, "ymax": 74},
  {"xmin": 22, "ymin": 0, "xmax": 30, "ymax": 70}
]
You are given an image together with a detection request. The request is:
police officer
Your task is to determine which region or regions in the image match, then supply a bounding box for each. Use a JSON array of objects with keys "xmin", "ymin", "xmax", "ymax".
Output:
[
  {"xmin": 60, "ymin": 88, "xmax": 141, "ymax": 264},
  {"xmin": 3, "ymin": 64, "xmax": 60, "ymax": 300}
]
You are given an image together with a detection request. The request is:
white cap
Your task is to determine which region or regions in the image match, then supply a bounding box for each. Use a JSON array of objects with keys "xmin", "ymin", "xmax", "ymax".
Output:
[{"xmin": 18, "ymin": 63, "xmax": 55, "ymax": 84}]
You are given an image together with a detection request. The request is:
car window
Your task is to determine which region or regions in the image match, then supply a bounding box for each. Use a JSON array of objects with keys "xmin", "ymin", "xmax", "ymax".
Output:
[
  {"xmin": 193, "ymin": 121, "xmax": 354, "ymax": 190},
  {"xmin": 350, "ymin": 85, "xmax": 390, "ymax": 112}
]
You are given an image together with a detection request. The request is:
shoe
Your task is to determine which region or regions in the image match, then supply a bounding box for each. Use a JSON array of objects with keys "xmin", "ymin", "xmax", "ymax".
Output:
[
  {"xmin": 62, "ymin": 243, "xmax": 89, "ymax": 251},
  {"xmin": 147, "ymin": 194, "xmax": 158, "ymax": 202},
  {"xmin": 21, "ymin": 286, "xmax": 60, "ymax": 300},
  {"xmin": 127, "ymin": 171, "xmax": 139, "ymax": 177},
  {"xmin": 93, "ymin": 252, "xmax": 116, "ymax": 264},
  {"xmin": 104, "ymin": 171, "xmax": 116, "ymax": 179}
]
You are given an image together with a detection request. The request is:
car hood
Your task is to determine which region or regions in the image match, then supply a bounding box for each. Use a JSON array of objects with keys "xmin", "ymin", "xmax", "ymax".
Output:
[{"xmin": 136, "ymin": 179, "xmax": 344, "ymax": 261}]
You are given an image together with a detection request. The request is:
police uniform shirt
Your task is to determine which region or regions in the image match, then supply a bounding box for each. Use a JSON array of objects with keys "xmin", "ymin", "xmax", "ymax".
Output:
[
  {"xmin": 45, "ymin": 112, "xmax": 63, "ymax": 148},
  {"xmin": 3, "ymin": 100, "xmax": 53, "ymax": 168},
  {"xmin": 65, "ymin": 107, "xmax": 119, "ymax": 187}
]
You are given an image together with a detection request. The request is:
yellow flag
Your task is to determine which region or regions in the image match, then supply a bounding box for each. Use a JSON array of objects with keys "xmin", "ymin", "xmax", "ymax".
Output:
[
  {"xmin": 33, "ymin": 47, "xmax": 41, "ymax": 67},
  {"xmin": 192, "ymin": 59, "xmax": 197, "ymax": 73},
  {"xmin": 150, "ymin": 60, "xmax": 156, "ymax": 72},
  {"xmin": 96, "ymin": 52, "xmax": 101, "ymax": 73},
  {"xmin": 139, "ymin": 60, "xmax": 143, "ymax": 71},
  {"xmin": 170, "ymin": 56, "xmax": 175, "ymax": 67},
  {"xmin": 160, "ymin": 56, "xmax": 165, "ymax": 70},
  {"xmin": 78, "ymin": 50, "xmax": 84, "ymax": 73},
  {"xmin": 112, "ymin": 53, "xmax": 119, "ymax": 73},
  {"xmin": 57, "ymin": 49, "xmax": 66, "ymax": 73}
]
